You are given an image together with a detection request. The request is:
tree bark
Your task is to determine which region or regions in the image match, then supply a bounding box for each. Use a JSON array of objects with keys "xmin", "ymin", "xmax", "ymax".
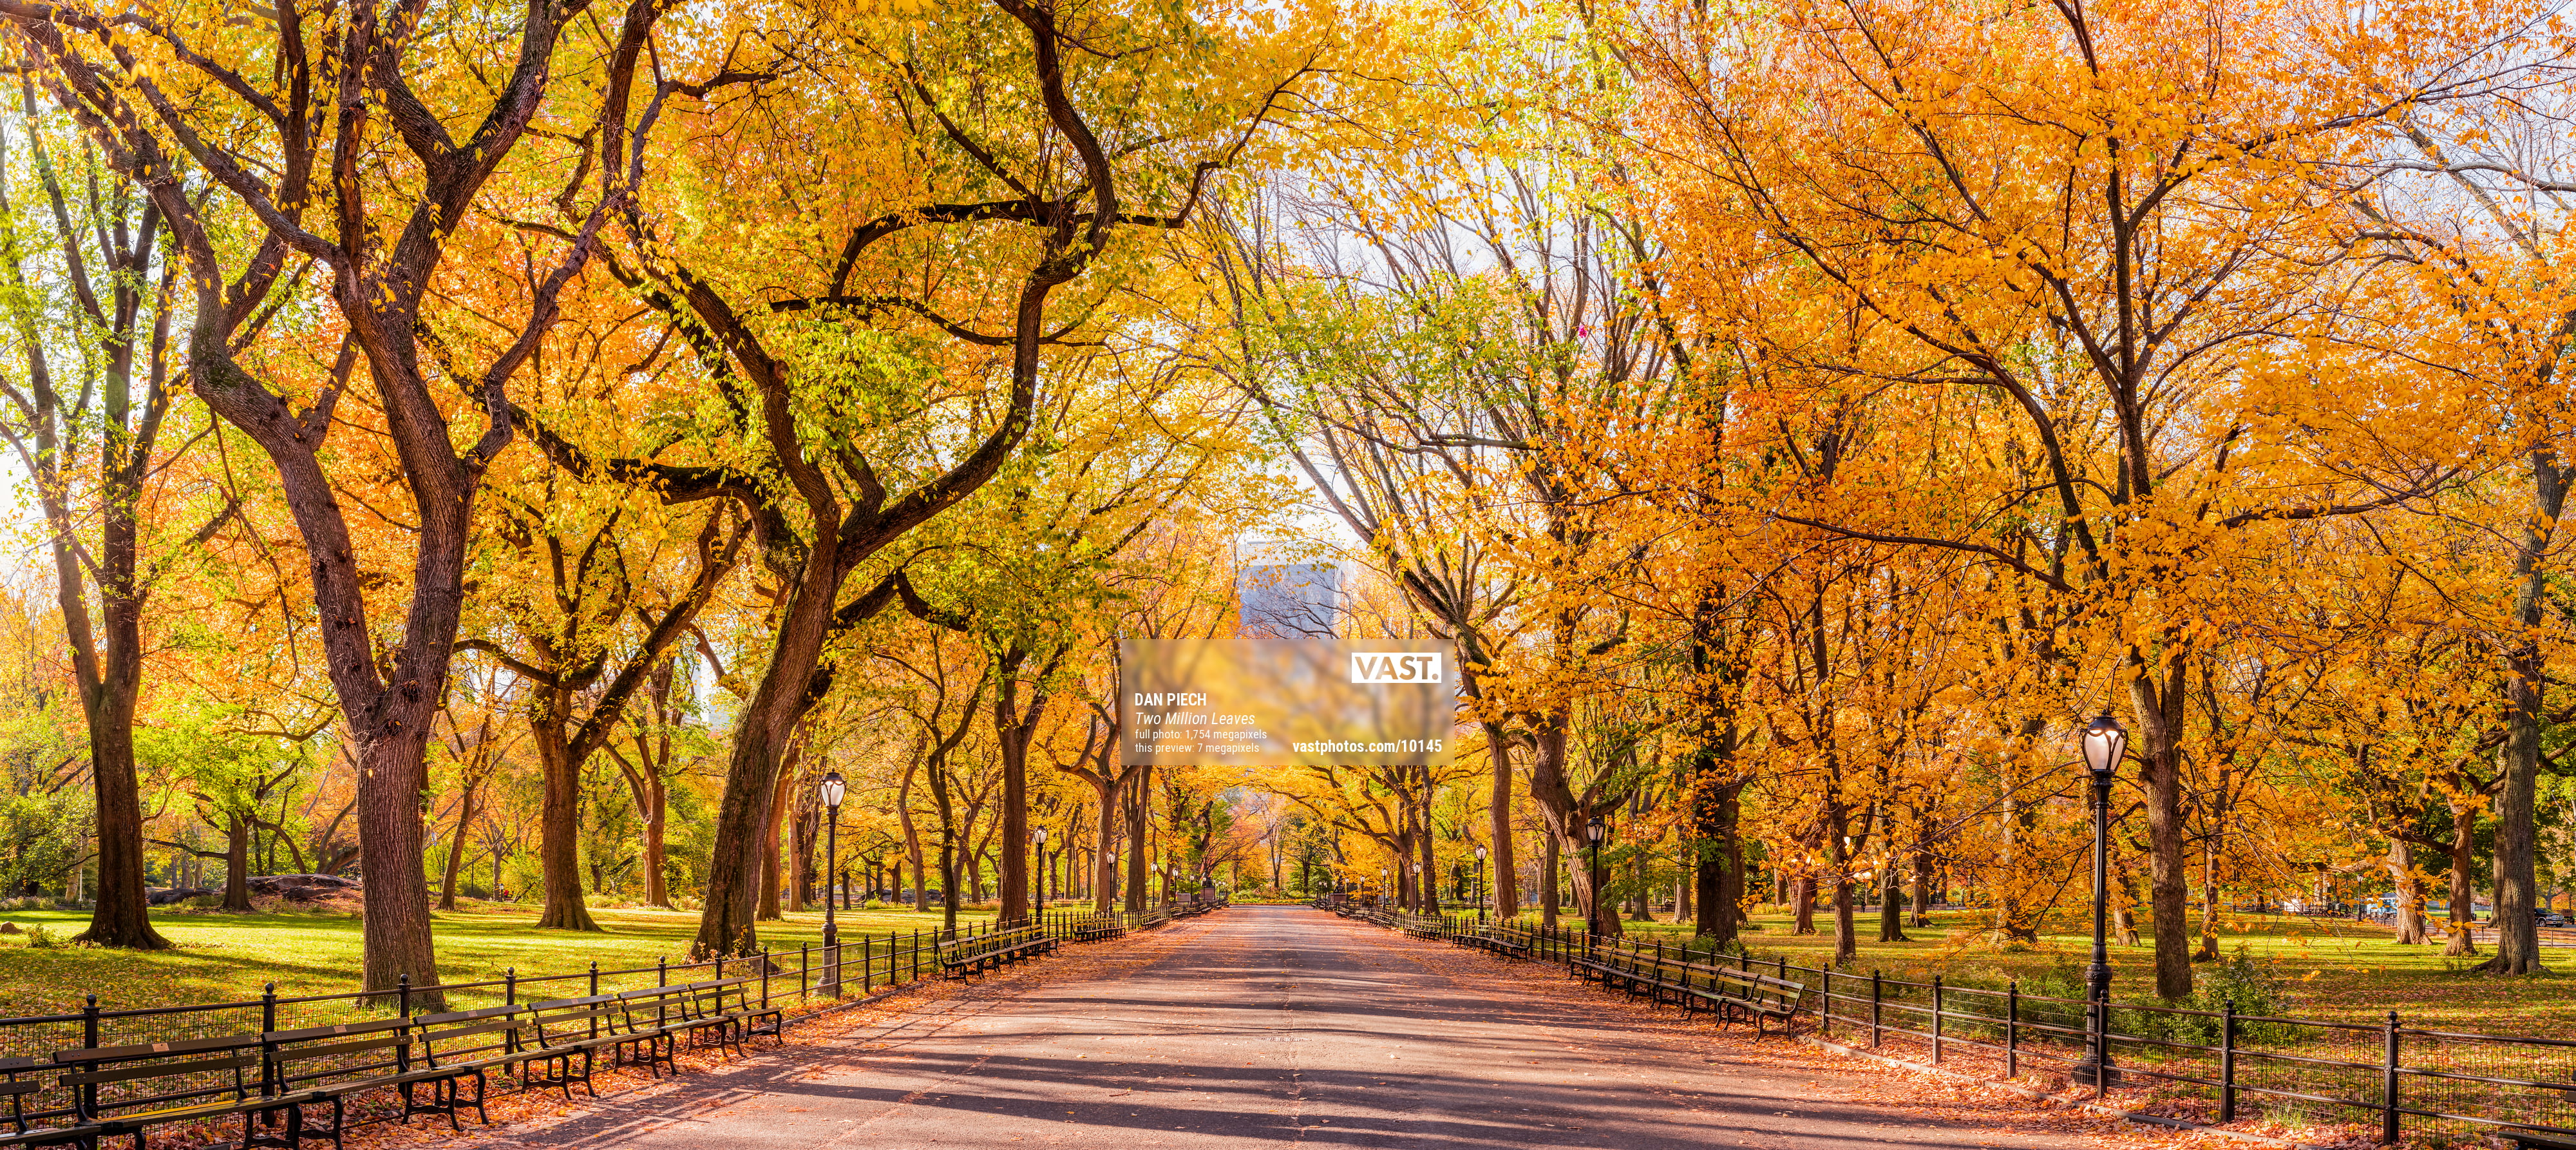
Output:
[
  {"xmin": 2445, "ymin": 798, "xmax": 2481, "ymax": 957},
  {"xmin": 533, "ymin": 714, "xmax": 599, "ymax": 931},
  {"xmin": 222, "ymin": 812, "xmax": 252, "ymax": 912},
  {"xmin": 2481, "ymin": 451, "xmax": 2563, "ymax": 973},
  {"xmin": 1879, "ymin": 867, "xmax": 1908, "ymax": 943},
  {"xmin": 1539, "ymin": 832, "xmax": 1560, "ymax": 927},
  {"xmin": 2130, "ymin": 660, "xmax": 2197, "ymax": 999},
  {"xmin": 1124, "ymin": 765, "xmax": 1151, "ymax": 913},
  {"xmin": 1910, "ymin": 842, "xmax": 1937, "ymax": 927},
  {"xmin": 438, "ymin": 780, "xmax": 479, "ymax": 912},
  {"xmin": 1484, "ymin": 722, "xmax": 1518, "ymax": 917},
  {"xmin": 2387, "ymin": 841, "xmax": 2430, "ymax": 945}
]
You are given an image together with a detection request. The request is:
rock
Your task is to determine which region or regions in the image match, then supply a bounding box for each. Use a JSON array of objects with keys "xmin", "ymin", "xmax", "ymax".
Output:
[
  {"xmin": 0, "ymin": 921, "xmax": 19, "ymax": 934},
  {"xmin": 147, "ymin": 886, "xmax": 216, "ymax": 906},
  {"xmin": 247, "ymin": 874, "xmax": 363, "ymax": 903}
]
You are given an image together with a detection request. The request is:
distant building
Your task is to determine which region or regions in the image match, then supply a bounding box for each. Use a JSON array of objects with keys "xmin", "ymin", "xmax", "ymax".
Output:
[{"xmin": 1236, "ymin": 564, "xmax": 1342, "ymax": 638}]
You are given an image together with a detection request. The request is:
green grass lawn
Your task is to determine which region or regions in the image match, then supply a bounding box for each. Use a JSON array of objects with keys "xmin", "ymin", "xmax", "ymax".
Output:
[
  {"xmin": 0, "ymin": 901, "xmax": 999, "ymax": 1019},
  {"xmin": 1530, "ymin": 906, "xmax": 2575, "ymax": 1037}
]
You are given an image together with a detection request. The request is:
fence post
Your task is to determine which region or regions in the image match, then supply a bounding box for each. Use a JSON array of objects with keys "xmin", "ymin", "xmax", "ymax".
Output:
[
  {"xmin": 658, "ymin": 956, "xmax": 668, "ymax": 990},
  {"xmin": 1870, "ymin": 970, "xmax": 1883, "ymax": 1048},
  {"xmin": 399, "ymin": 973, "xmax": 412, "ymax": 1021},
  {"xmin": 2005, "ymin": 979, "xmax": 2019, "ymax": 1079},
  {"xmin": 761, "ymin": 950, "xmax": 772, "ymax": 1008},
  {"xmin": 589, "ymin": 959, "xmax": 600, "ymax": 997},
  {"xmin": 863, "ymin": 934, "xmax": 874, "ymax": 993},
  {"xmin": 1819, "ymin": 969, "xmax": 1830, "ymax": 1039},
  {"xmin": 260, "ymin": 981, "xmax": 281, "ymax": 1103},
  {"xmin": 506, "ymin": 967, "xmax": 517, "ymax": 1006},
  {"xmin": 2382, "ymin": 1010, "xmax": 2401, "ymax": 1145},
  {"xmin": 802, "ymin": 944, "xmax": 811, "ymax": 1001},
  {"xmin": 1931, "ymin": 975, "xmax": 1944, "ymax": 1065},
  {"xmin": 2219, "ymin": 999, "xmax": 2237, "ymax": 1124},
  {"xmin": 81, "ymin": 994, "xmax": 99, "ymax": 1116}
]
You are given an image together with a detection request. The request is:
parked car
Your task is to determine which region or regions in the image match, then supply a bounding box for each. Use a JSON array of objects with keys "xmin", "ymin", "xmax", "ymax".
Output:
[{"xmin": 2538, "ymin": 910, "xmax": 2573, "ymax": 928}]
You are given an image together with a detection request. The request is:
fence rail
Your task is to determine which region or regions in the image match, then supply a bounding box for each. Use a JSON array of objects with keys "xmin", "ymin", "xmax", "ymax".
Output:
[
  {"xmin": 0, "ymin": 898, "xmax": 1224, "ymax": 1141},
  {"xmin": 1320, "ymin": 899, "xmax": 2576, "ymax": 1147}
]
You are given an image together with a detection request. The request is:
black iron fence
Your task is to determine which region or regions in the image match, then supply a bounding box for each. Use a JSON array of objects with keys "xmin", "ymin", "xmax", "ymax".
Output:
[
  {"xmin": 0, "ymin": 900, "xmax": 1221, "ymax": 1140},
  {"xmin": 1324, "ymin": 901, "xmax": 2576, "ymax": 1147}
]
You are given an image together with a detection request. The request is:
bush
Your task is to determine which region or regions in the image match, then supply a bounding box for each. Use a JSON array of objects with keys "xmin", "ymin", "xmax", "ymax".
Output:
[
  {"xmin": 23, "ymin": 924, "xmax": 56, "ymax": 949},
  {"xmin": 863, "ymin": 899, "xmax": 888, "ymax": 910}
]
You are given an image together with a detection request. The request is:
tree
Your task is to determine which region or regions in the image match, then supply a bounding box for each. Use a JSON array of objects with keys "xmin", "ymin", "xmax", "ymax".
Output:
[
  {"xmin": 1629, "ymin": 0, "xmax": 2523, "ymax": 997},
  {"xmin": 465, "ymin": 463, "xmax": 743, "ymax": 930},
  {"xmin": 4, "ymin": 0, "xmax": 675, "ymax": 1002},
  {"xmin": 0, "ymin": 97, "xmax": 246, "ymax": 948}
]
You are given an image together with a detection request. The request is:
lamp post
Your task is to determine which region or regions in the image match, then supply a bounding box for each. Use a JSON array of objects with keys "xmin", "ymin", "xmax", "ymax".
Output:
[
  {"xmin": 1475, "ymin": 845, "xmax": 1488, "ymax": 923},
  {"xmin": 1411, "ymin": 860, "xmax": 1423, "ymax": 914},
  {"xmin": 1584, "ymin": 815, "xmax": 1605, "ymax": 935},
  {"xmin": 819, "ymin": 770, "xmax": 846, "ymax": 995},
  {"xmin": 2078, "ymin": 714, "xmax": 2126, "ymax": 1089},
  {"xmin": 1032, "ymin": 827, "xmax": 1048, "ymax": 913},
  {"xmin": 1379, "ymin": 866, "xmax": 1388, "ymax": 908}
]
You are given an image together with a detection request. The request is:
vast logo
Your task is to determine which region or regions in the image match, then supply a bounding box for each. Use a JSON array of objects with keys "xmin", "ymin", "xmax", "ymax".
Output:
[{"xmin": 1349, "ymin": 652, "xmax": 1443, "ymax": 685}]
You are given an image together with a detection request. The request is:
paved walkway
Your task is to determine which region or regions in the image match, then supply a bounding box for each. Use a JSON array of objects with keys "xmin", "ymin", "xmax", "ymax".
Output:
[{"xmin": 506, "ymin": 906, "xmax": 2098, "ymax": 1148}]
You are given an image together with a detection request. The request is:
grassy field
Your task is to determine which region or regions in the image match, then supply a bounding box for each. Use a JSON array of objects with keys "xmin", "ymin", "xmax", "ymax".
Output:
[
  {"xmin": 0, "ymin": 901, "xmax": 998, "ymax": 1019},
  {"xmin": 1549, "ymin": 906, "xmax": 2575, "ymax": 1037}
]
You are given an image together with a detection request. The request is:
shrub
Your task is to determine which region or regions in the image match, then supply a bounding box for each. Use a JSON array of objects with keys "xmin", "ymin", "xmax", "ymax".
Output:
[{"xmin": 24, "ymin": 925, "xmax": 56, "ymax": 949}]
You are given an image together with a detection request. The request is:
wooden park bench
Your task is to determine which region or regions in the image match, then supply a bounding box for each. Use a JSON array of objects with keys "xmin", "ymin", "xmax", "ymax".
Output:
[
  {"xmin": 0, "ymin": 1056, "xmax": 81, "ymax": 1149},
  {"xmin": 1065, "ymin": 915, "xmax": 1122, "ymax": 942},
  {"xmin": 680, "ymin": 979, "xmax": 783, "ymax": 1058},
  {"xmin": 939, "ymin": 928, "xmax": 1054, "ymax": 979},
  {"xmin": 50, "ymin": 1031, "xmax": 301, "ymax": 1150},
  {"xmin": 523, "ymin": 994, "xmax": 658, "ymax": 1100},
  {"xmin": 404, "ymin": 1003, "xmax": 534, "ymax": 1129}
]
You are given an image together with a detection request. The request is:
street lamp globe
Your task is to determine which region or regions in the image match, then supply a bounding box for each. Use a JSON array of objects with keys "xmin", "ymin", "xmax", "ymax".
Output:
[
  {"xmin": 819, "ymin": 770, "xmax": 846, "ymax": 810},
  {"xmin": 1584, "ymin": 816, "xmax": 1604, "ymax": 845},
  {"xmin": 2079, "ymin": 714, "xmax": 2126, "ymax": 779},
  {"xmin": 1473, "ymin": 845, "xmax": 1486, "ymax": 862},
  {"xmin": 1034, "ymin": 827, "xmax": 1047, "ymax": 846}
]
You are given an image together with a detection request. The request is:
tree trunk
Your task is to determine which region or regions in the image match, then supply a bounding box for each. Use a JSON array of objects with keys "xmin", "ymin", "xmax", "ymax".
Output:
[
  {"xmin": 1910, "ymin": 845, "xmax": 1937, "ymax": 927},
  {"xmin": 2131, "ymin": 666, "xmax": 2197, "ymax": 1000},
  {"xmin": 641, "ymin": 772, "xmax": 669, "ymax": 909},
  {"xmin": 1832, "ymin": 879, "xmax": 1857, "ymax": 966},
  {"xmin": 533, "ymin": 709, "xmax": 600, "ymax": 931},
  {"xmin": 222, "ymin": 812, "xmax": 253, "ymax": 912},
  {"xmin": 1539, "ymin": 832, "xmax": 1560, "ymax": 927},
  {"xmin": 1124, "ymin": 765, "xmax": 1151, "ymax": 913},
  {"xmin": 1792, "ymin": 875, "xmax": 1815, "ymax": 934},
  {"xmin": 1094, "ymin": 771, "xmax": 1121, "ymax": 913},
  {"xmin": 1416, "ymin": 778, "xmax": 1437, "ymax": 914},
  {"xmin": 80, "ymin": 680, "xmax": 164, "ymax": 946},
  {"xmin": 2387, "ymin": 841, "xmax": 2430, "ymax": 945},
  {"xmin": 929, "ymin": 742, "xmax": 961, "ymax": 933},
  {"xmin": 1879, "ymin": 867, "xmax": 1908, "ymax": 943},
  {"xmin": 2116, "ymin": 865, "xmax": 2143, "ymax": 946},
  {"xmin": 992, "ymin": 660, "xmax": 1039, "ymax": 923},
  {"xmin": 758, "ymin": 752, "xmax": 796, "ymax": 922},
  {"xmin": 1484, "ymin": 722, "xmax": 1519, "ymax": 917},
  {"xmin": 2445, "ymin": 798, "xmax": 2480, "ymax": 957},
  {"xmin": 1690, "ymin": 774, "xmax": 1746, "ymax": 946},
  {"xmin": 439, "ymin": 780, "xmax": 479, "ymax": 912},
  {"xmin": 1524, "ymin": 725, "xmax": 1615, "ymax": 935}
]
